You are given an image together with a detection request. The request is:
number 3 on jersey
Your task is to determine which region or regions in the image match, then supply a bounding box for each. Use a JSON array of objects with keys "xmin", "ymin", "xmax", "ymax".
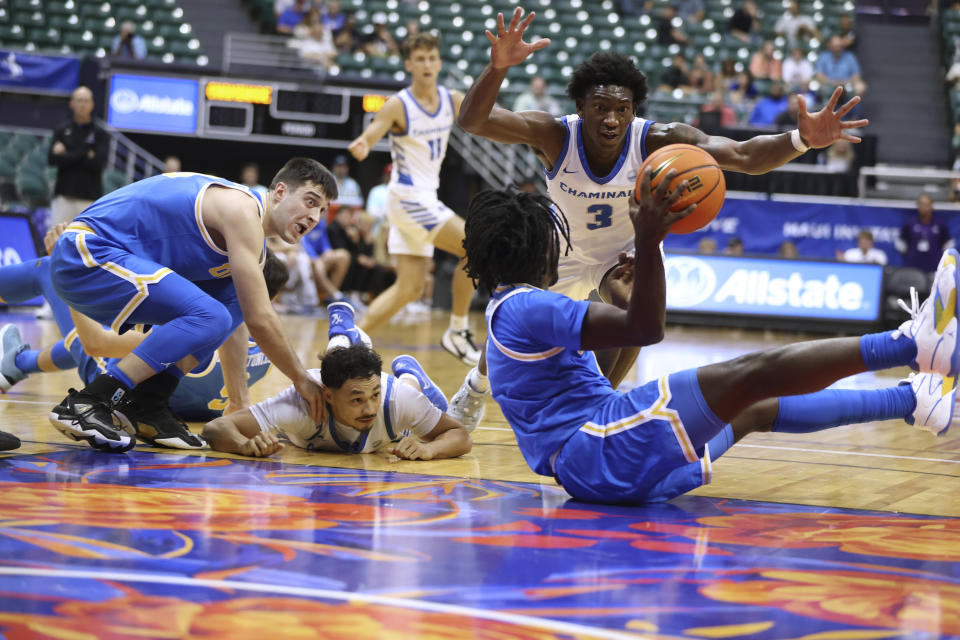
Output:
[{"xmin": 586, "ymin": 204, "xmax": 613, "ymax": 230}]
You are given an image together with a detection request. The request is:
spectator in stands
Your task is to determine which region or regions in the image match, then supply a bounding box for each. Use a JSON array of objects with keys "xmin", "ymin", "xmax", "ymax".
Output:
[
  {"xmin": 402, "ymin": 18, "xmax": 421, "ymax": 40},
  {"xmin": 749, "ymin": 80, "xmax": 788, "ymax": 126},
  {"xmin": 687, "ymin": 53, "xmax": 715, "ymax": 94},
  {"xmin": 897, "ymin": 195, "xmax": 955, "ymax": 273},
  {"xmin": 299, "ymin": 217, "xmax": 352, "ymax": 306},
  {"xmin": 657, "ymin": 5, "xmax": 690, "ymax": 46},
  {"xmin": 299, "ymin": 22, "xmax": 337, "ymax": 67},
  {"xmin": 111, "ymin": 21, "xmax": 147, "ymax": 60},
  {"xmin": 512, "ymin": 76, "xmax": 561, "ymax": 116},
  {"xmin": 323, "ymin": 0, "xmax": 347, "ymax": 34},
  {"xmin": 774, "ymin": 1, "xmax": 821, "ymax": 49},
  {"xmin": 778, "ymin": 240, "xmax": 799, "ymax": 259},
  {"xmin": 727, "ymin": 1, "xmax": 760, "ymax": 45},
  {"xmin": 697, "ymin": 90, "xmax": 739, "ymax": 131},
  {"xmin": 365, "ymin": 163, "xmax": 391, "ymax": 262},
  {"xmin": 327, "ymin": 205, "xmax": 396, "ymax": 301},
  {"xmin": 838, "ymin": 230, "xmax": 887, "ymax": 265},
  {"xmin": 815, "ymin": 36, "xmax": 867, "ymax": 96},
  {"xmin": 616, "ymin": 0, "xmax": 654, "ymax": 18},
  {"xmin": 774, "ymin": 93, "xmax": 801, "ymax": 129},
  {"xmin": 276, "ymin": 0, "xmax": 308, "ymax": 34},
  {"xmin": 782, "ymin": 46, "xmax": 814, "ymax": 91},
  {"xmin": 836, "ymin": 14, "xmax": 857, "ymax": 52},
  {"xmin": 676, "ymin": 0, "xmax": 705, "ymax": 23},
  {"xmin": 725, "ymin": 237, "xmax": 745, "ymax": 256},
  {"xmin": 364, "ymin": 17, "xmax": 400, "ymax": 57},
  {"xmin": 659, "ymin": 54, "xmax": 694, "ymax": 93},
  {"xmin": 292, "ymin": 6, "xmax": 321, "ymax": 39},
  {"xmin": 163, "ymin": 155, "xmax": 181, "ymax": 173},
  {"xmin": 717, "ymin": 58, "xmax": 738, "ymax": 92},
  {"xmin": 47, "ymin": 86, "xmax": 108, "ymax": 225},
  {"xmin": 331, "ymin": 155, "xmax": 363, "ymax": 208},
  {"xmin": 697, "ymin": 237, "xmax": 718, "ymax": 254},
  {"xmin": 727, "ymin": 70, "xmax": 757, "ymax": 108},
  {"xmin": 823, "ymin": 139, "xmax": 855, "ymax": 173},
  {"xmin": 241, "ymin": 162, "xmax": 269, "ymax": 199},
  {"xmin": 749, "ymin": 40, "xmax": 782, "ymax": 82},
  {"xmin": 274, "ymin": 0, "xmax": 295, "ymax": 18}
]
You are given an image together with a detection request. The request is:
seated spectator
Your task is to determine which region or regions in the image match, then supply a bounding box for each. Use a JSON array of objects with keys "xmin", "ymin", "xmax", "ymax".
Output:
[
  {"xmin": 687, "ymin": 53, "xmax": 715, "ymax": 94},
  {"xmin": 778, "ymin": 240, "xmax": 799, "ymax": 259},
  {"xmin": 774, "ymin": 93, "xmax": 801, "ymax": 129},
  {"xmin": 823, "ymin": 139, "xmax": 855, "ymax": 173},
  {"xmin": 512, "ymin": 76, "xmax": 561, "ymax": 116},
  {"xmin": 327, "ymin": 205, "xmax": 397, "ymax": 300},
  {"xmin": 835, "ymin": 14, "xmax": 857, "ymax": 52},
  {"xmin": 163, "ymin": 155, "xmax": 181, "ymax": 173},
  {"xmin": 364, "ymin": 18, "xmax": 400, "ymax": 57},
  {"xmin": 697, "ymin": 237, "xmax": 718, "ymax": 254},
  {"xmin": 617, "ymin": 0, "xmax": 655, "ymax": 18},
  {"xmin": 274, "ymin": 0, "xmax": 295, "ymax": 17},
  {"xmin": 332, "ymin": 155, "xmax": 363, "ymax": 208},
  {"xmin": 365, "ymin": 163, "xmax": 391, "ymax": 262},
  {"xmin": 299, "ymin": 22, "xmax": 337, "ymax": 67},
  {"xmin": 815, "ymin": 36, "xmax": 867, "ymax": 96},
  {"xmin": 838, "ymin": 230, "xmax": 887, "ymax": 265},
  {"xmin": 659, "ymin": 54, "xmax": 694, "ymax": 93},
  {"xmin": 727, "ymin": 1, "xmax": 760, "ymax": 45},
  {"xmin": 774, "ymin": 1, "xmax": 821, "ymax": 49},
  {"xmin": 697, "ymin": 90, "xmax": 739, "ymax": 131},
  {"xmin": 241, "ymin": 162, "xmax": 269, "ymax": 199},
  {"xmin": 657, "ymin": 5, "xmax": 689, "ymax": 46},
  {"xmin": 724, "ymin": 236, "xmax": 744, "ymax": 256},
  {"xmin": 276, "ymin": 0, "xmax": 308, "ymax": 34},
  {"xmin": 728, "ymin": 70, "xmax": 757, "ymax": 108},
  {"xmin": 749, "ymin": 40, "xmax": 782, "ymax": 81},
  {"xmin": 111, "ymin": 21, "xmax": 146, "ymax": 60},
  {"xmin": 717, "ymin": 59, "xmax": 738, "ymax": 92},
  {"xmin": 749, "ymin": 81, "xmax": 788, "ymax": 126},
  {"xmin": 292, "ymin": 7, "xmax": 321, "ymax": 39},
  {"xmin": 323, "ymin": 0, "xmax": 347, "ymax": 34},
  {"xmin": 782, "ymin": 46, "xmax": 814, "ymax": 91},
  {"xmin": 402, "ymin": 18, "xmax": 421, "ymax": 40},
  {"xmin": 676, "ymin": 0, "xmax": 705, "ymax": 23},
  {"xmin": 300, "ymin": 218, "xmax": 352, "ymax": 306}
]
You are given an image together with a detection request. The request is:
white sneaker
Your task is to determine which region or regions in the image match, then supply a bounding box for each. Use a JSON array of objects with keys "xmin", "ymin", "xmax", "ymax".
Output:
[
  {"xmin": 903, "ymin": 373, "xmax": 955, "ymax": 436},
  {"xmin": 441, "ymin": 328, "xmax": 480, "ymax": 367},
  {"xmin": 894, "ymin": 249, "xmax": 960, "ymax": 377},
  {"xmin": 448, "ymin": 380, "xmax": 486, "ymax": 432},
  {"xmin": 0, "ymin": 324, "xmax": 28, "ymax": 392}
]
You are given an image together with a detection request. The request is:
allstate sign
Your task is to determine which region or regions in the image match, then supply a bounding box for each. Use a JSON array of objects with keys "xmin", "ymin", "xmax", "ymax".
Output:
[
  {"xmin": 665, "ymin": 252, "xmax": 883, "ymax": 322},
  {"xmin": 107, "ymin": 73, "xmax": 198, "ymax": 134}
]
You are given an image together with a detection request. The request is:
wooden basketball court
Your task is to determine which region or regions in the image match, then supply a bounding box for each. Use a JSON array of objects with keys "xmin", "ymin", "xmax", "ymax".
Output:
[{"xmin": 1, "ymin": 308, "xmax": 958, "ymax": 638}]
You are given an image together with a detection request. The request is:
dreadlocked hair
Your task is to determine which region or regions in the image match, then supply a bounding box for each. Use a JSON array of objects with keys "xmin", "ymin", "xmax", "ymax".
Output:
[{"xmin": 463, "ymin": 187, "xmax": 571, "ymax": 295}]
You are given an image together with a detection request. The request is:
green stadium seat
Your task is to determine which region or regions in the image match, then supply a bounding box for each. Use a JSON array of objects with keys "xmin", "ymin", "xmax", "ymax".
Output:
[
  {"xmin": 102, "ymin": 169, "xmax": 128, "ymax": 195},
  {"xmin": 15, "ymin": 170, "xmax": 49, "ymax": 205}
]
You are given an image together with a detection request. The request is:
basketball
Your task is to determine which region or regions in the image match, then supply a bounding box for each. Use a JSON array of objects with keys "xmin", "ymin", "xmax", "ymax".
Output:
[{"xmin": 636, "ymin": 143, "xmax": 726, "ymax": 234}]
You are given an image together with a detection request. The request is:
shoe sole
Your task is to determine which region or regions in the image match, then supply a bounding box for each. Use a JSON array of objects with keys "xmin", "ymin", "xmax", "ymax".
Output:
[
  {"xmin": 48, "ymin": 412, "xmax": 135, "ymax": 453},
  {"xmin": 441, "ymin": 334, "xmax": 479, "ymax": 367},
  {"xmin": 392, "ymin": 355, "xmax": 449, "ymax": 412},
  {"xmin": 145, "ymin": 435, "xmax": 207, "ymax": 450},
  {"xmin": 935, "ymin": 249, "xmax": 960, "ymax": 377}
]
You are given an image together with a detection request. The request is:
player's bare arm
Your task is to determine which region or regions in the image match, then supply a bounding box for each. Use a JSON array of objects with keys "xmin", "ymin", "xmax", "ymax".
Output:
[
  {"xmin": 647, "ymin": 86, "xmax": 868, "ymax": 175},
  {"xmin": 204, "ymin": 187, "xmax": 323, "ymax": 422},
  {"xmin": 203, "ymin": 409, "xmax": 284, "ymax": 457},
  {"xmin": 580, "ymin": 169, "xmax": 694, "ymax": 350},
  {"xmin": 386, "ymin": 412, "xmax": 471, "ymax": 460},
  {"xmin": 457, "ymin": 7, "xmax": 563, "ymax": 166},
  {"xmin": 69, "ymin": 308, "xmax": 145, "ymax": 357},
  {"xmin": 347, "ymin": 96, "xmax": 406, "ymax": 162}
]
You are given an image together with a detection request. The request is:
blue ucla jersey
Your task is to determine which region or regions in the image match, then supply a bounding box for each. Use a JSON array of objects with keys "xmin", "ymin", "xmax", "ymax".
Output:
[
  {"xmin": 545, "ymin": 115, "xmax": 653, "ymax": 266},
  {"xmin": 76, "ymin": 338, "xmax": 271, "ymax": 420},
  {"xmin": 74, "ymin": 173, "xmax": 265, "ymax": 281},
  {"xmin": 485, "ymin": 285, "xmax": 618, "ymax": 476}
]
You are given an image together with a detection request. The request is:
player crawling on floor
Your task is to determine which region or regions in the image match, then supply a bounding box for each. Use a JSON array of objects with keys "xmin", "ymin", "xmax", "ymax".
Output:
[
  {"xmin": 202, "ymin": 302, "xmax": 472, "ymax": 460},
  {"xmin": 461, "ymin": 173, "xmax": 958, "ymax": 504}
]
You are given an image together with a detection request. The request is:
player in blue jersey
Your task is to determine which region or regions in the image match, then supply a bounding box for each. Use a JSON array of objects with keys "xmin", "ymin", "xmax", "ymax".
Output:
[
  {"xmin": 46, "ymin": 158, "xmax": 338, "ymax": 453},
  {"xmin": 203, "ymin": 302, "xmax": 471, "ymax": 460},
  {"xmin": 451, "ymin": 7, "xmax": 870, "ymax": 425},
  {"xmin": 347, "ymin": 32, "xmax": 481, "ymax": 367},
  {"xmin": 0, "ymin": 236, "xmax": 288, "ymax": 446},
  {"xmin": 461, "ymin": 178, "xmax": 958, "ymax": 504}
]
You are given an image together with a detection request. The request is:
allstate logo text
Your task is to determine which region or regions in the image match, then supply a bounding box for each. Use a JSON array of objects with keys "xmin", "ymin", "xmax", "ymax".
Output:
[
  {"xmin": 665, "ymin": 256, "xmax": 716, "ymax": 307},
  {"xmin": 110, "ymin": 88, "xmax": 194, "ymax": 116}
]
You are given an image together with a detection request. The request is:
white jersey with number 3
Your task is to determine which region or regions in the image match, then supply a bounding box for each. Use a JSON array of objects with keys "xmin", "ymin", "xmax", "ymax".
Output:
[
  {"xmin": 389, "ymin": 86, "xmax": 455, "ymax": 192},
  {"xmin": 545, "ymin": 114, "xmax": 653, "ymax": 266}
]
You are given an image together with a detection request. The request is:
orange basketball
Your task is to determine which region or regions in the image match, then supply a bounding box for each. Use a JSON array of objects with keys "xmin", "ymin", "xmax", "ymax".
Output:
[{"xmin": 636, "ymin": 143, "xmax": 725, "ymax": 234}]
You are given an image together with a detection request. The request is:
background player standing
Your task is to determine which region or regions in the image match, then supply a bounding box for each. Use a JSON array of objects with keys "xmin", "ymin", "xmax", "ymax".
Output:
[{"xmin": 347, "ymin": 33, "xmax": 480, "ymax": 367}]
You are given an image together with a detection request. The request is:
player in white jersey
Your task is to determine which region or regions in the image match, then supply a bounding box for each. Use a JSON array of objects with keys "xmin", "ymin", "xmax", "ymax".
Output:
[
  {"xmin": 446, "ymin": 7, "xmax": 869, "ymax": 428},
  {"xmin": 348, "ymin": 33, "xmax": 481, "ymax": 367},
  {"xmin": 202, "ymin": 302, "xmax": 471, "ymax": 459}
]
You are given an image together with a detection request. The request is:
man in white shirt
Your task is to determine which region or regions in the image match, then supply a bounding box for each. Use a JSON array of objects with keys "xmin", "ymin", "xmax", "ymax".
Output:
[
  {"xmin": 774, "ymin": 1, "xmax": 821, "ymax": 49},
  {"xmin": 202, "ymin": 302, "xmax": 471, "ymax": 459},
  {"xmin": 840, "ymin": 230, "xmax": 888, "ymax": 265}
]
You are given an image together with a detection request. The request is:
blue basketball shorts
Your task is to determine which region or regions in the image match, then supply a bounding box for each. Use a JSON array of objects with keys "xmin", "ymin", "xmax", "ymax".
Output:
[{"xmin": 554, "ymin": 368, "xmax": 732, "ymax": 504}]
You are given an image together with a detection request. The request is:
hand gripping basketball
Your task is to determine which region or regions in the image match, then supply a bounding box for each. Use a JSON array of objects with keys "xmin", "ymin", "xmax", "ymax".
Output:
[{"xmin": 636, "ymin": 144, "xmax": 726, "ymax": 234}]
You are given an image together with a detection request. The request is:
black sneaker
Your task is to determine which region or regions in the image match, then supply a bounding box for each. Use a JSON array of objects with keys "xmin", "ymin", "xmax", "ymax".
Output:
[
  {"xmin": 49, "ymin": 388, "xmax": 135, "ymax": 453},
  {"xmin": 114, "ymin": 399, "xmax": 206, "ymax": 449},
  {"xmin": 0, "ymin": 429, "xmax": 20, "ymax": 451}
]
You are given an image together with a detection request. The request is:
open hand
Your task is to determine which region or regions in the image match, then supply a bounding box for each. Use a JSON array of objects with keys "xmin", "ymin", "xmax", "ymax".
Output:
[
  {"xmin": 629, "ymin": 168, "xmax": 695, "ymax": 244},
  {"xmin": 797, "ymin": 86, "xmax": 869, "ymax": 148},
  {"xmin": 486, "ymin": 7, "xmax": 551, "ymax": 70}
]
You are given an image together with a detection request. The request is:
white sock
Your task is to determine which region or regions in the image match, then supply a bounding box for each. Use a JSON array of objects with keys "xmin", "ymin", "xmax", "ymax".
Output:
[
  {"xmin": 467, "ymin": 367, "xmax": 489, "ymax": 393},
  {"xmin": 450, "ymin": 314, "xmax": 468, "ymax": 331},
  {"xmin": 397, "ymin": 372, "xmax": 420, "ymax": 390},
  {"xmin": 327, "ymin": 334, "xmax": 351, "ymax": 352}
]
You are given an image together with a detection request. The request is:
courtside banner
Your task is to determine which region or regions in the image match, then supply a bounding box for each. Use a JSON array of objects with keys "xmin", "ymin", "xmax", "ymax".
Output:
[
  {"xmin": 0, "ymin": 50, "xmax": 80, "ymax": 92},
  {"xmin": 0, "ymin": 212, "xmax": 43, "ymax": 306},
  {"xmin": 664, "ymin": 252, "xmax": 883, "ymax": 323},
  {"xmin": 107, "ymin": 73, "xmax": 199, "ymax": 134}
]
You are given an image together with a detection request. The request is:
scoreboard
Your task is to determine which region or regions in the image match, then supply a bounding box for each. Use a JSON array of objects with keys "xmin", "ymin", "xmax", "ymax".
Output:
[{"xmin": 106, "ymin": 72, "xmax": 393, "ymax": 149}]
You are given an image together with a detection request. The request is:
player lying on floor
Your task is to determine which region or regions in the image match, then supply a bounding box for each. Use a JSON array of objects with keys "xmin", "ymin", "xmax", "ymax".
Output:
[
  {"xmin": 203, "ymin": 302, "xmax": 472, "ymax": 460},
  {"xmin": 0, "ymin": 226, "xmax": 289, "ymax": 448},
  {"xmin": 461, "ymin": 174, "xmax": 957, "ymax": 504}
]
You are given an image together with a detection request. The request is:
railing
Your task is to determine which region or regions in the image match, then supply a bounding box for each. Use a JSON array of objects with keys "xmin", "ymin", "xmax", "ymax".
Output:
[
  {"xmin": 223, "ymin": 32, "xmax": 322, "ymax": 76},
  {"xmin": 858, "ymin": 165, "xmax": 960, "ymax": 199},
  {"xmin": 100, "ymin": 121, "xmax": 166, "ymax": 182}
]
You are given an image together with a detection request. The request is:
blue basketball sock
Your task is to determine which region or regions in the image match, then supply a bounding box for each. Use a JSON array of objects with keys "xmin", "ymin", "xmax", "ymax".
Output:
[
  {"xmin": 860, "ymin": 330, "xmax": 917, "ymax": 371},
  {"xmin": 105, "ymin": 361, "xmax": 136, "ymax": 390},
  {"xmin": 14, "ymin": 349, "xmax": 40, "ymax": 374},
  {"xmin": 772, "ymin": 386, "xmax": 916, "ymax": 434},
  {"xmin": 50, "ymin": 340, "xmax": 76, "ymax": 370}
]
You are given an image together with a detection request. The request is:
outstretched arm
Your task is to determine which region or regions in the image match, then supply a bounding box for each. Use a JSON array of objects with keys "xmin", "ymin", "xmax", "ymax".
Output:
[
  {"xmin": 347, "ymin": 96, "xmax": 404, "ymax": 162},
  {"xmin": 648, "ymin": 86, "xmax": 869, "ymax": 175},
  {"xmin": 457, "ymin": 8, "xmax": 564, "ymax": 164},
  {"xmin": 203, "ymin": 409, "xmax": 284, "ymax": 457}
]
